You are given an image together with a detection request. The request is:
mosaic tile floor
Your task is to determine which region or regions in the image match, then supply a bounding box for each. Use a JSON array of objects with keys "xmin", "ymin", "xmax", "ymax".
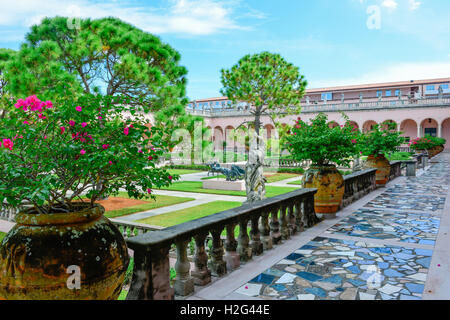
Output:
[
  {"xmin": 235, "ymin": 237, "xmax": 432, "ymax": 300},
  {"xmin": 364, "ymin": 193, "xmax": 445, "ymax": 212},
  {"xmin": 325, "ymin": 208, "xmax": 440, "ymax": 245},
  {"xmin": 232, "ymin": 153, "xmax": 449, "ymax": 300},
  {"xmin": 386, "ymin": 183, "xmax": 448, "ymax": 196}
]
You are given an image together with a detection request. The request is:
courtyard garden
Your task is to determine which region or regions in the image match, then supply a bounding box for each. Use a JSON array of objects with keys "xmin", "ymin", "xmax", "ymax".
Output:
[{"xmin": 0, "ymin": 14, "xmax": 448, "ymax": 302}]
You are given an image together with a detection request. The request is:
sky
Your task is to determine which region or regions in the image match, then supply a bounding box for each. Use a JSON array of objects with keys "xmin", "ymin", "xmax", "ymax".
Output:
[{"xmin": 0, "ymin": 0, "xmax": 449, "ymax": 100}]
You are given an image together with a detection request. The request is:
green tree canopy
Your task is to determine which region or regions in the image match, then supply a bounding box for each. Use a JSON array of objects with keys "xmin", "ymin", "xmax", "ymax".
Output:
[
  {"xmin": 4, "ymin": 16, "xmax": 188, "ymax": 112},
  {"xmin": 220, "ymin": 51, "xmax": 307, "ymax": 135}
]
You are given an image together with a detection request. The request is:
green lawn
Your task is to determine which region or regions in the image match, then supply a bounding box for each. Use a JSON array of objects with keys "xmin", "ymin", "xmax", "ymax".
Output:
[
  {"xmin": 168, "ymin": 169, "xmax": 204, "ymax": 176},
  {"xmin": 156, "ymin": 181, "xmax": 298, "ymax": 198},
  {"xmin": 0, "ymin": 232, "xmax": 6, "ymax": 242},
  {"xmin": 104, "ymin": 193, "xmax": 195, "ymax": 219},
  {"xmin": 202, "ymin": 172, "xmax": 300, "ymax": 183},
  {"xmin": 287, "ymin": 180, "xmax": 303, "ymax": 186},
  {"xmin": 136, "ymin": 201, "xmax": 242, "ymax": 227}
]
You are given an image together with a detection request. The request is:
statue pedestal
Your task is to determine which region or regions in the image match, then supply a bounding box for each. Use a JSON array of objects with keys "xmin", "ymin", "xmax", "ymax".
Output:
[{"xmin": 203, "ymin": 179, "xmax": 245, "ymax": 191}]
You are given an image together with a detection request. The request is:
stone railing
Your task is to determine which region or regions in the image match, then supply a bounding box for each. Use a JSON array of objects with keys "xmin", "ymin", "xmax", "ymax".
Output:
[
  {"xmin": 125, "ymin": 188, "xmax": 319, "ymax": 300},
  {"xmin": 187, "ymin": 97, "xmax": 450, "ymax": 117},
  {"xmin": 264, "ymin": 158, "xmax": 308, "ymax": 168},
  {"xmin": 340, "ymin": 168, "xmax": 377, "ymax": 209},
  {"xmin": 110, "ymin": 219, "xmax": 163, "ymax": 239},
  {"xmin": 0, "ymin": 203, "xmax": 17, "ymax": 222},
  {"xmin": 389, "ymin": 161, "xmax": 403, "ymax": 181}
]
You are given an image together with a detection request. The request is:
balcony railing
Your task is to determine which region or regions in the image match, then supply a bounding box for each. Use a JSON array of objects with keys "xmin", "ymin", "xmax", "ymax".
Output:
[{"xmin": 186, "ymin": 97, "xmax": 450, "ymax": 117}]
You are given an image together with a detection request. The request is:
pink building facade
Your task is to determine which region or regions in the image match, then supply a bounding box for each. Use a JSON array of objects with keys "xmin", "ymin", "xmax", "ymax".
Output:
[{"xmin": 187, "ymin": 78, "xmax": 450, "ymax": 150}]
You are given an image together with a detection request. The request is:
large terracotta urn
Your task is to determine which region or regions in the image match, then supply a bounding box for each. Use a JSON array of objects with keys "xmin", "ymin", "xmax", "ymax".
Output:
[
  {"xmin": 364, "ymin": 154, "xmax": 391, "ymax": 186},
  {"xmin": 0, "ymin": 204, "xmax": 129, "ymax": 300},
  {"xmin": 302, "ymin": 165, "xmax": 344, "ymax": 216}
]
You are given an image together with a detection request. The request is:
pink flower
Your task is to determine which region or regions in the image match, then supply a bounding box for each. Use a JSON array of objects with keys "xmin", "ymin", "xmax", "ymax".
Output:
[
  {"xmin": 102, "ymin": 144, "xmax": 109, "ymax": 150},
  {"xmin": 44, "ymin": 101, "xmax": 53, "ymax": 109},
  {"xmin": 138, "ymin": 149, "xmax": 143, "ymax": 153},
  {"xmin": 75, "ymin": 106, "xmax": 82, "ymax": 112},
  {"xmin": 352, "ymin": 139, "xmax": 357, "ymax": 144},
  {"xmin": 168, "ymin": 176, "xmax": 173, "ymax": 180},
  {"xmin": 124, "ymin": 127, "xmax": 130, "ymax": 136},
  {"xmin": 98, "ymin": 115, "xmax": 103, "ymax": 120},
  {"xmin": 148, "ymin": 156, "xmax": 153, "ymax": 160},
  {"xmin": 23, "ymin": 120, "xmax": 30, "ymax": 125},
  {"xmin": 80, "ymin": 149, "xmax": 86, "ymax": 155},
  {"xmin": 147, "ymin": 189, "xmax": 152, "ymax": 194},
  {"xmin": 108, "ymin": 161, "xmax": 113, "ymax": 165},
  {"xmin": 14, "ymin": 99, "xmax": 25, "ymax": 109},
  {"xmin": 2, "ymin": 138, "xmax": 13, "ymax": 151},
  {"xmin": 69, "ymin": 120, "xmax": 75, "ymax": 126},
  {"xmin": 81, "ymin": 122, "xmax": 87, "ymax": 128},
  {"xmin": 38, "ymin": 113, "xmax": 46, "ymax": 119}
]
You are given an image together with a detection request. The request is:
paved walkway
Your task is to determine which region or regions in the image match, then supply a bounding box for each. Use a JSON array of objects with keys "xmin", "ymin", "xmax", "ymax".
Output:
[{"xmin": 190, "ymin": 152, "xmax": 450, "ymax": 300}]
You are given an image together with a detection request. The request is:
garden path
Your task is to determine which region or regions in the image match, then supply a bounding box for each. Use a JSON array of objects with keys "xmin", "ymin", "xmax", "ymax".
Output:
[{"xmin": 188, "ymin": 152, "xmax": 450, "ymax": 300}]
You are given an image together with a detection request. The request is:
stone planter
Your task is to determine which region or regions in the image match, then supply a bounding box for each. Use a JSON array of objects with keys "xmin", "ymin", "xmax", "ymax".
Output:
[
  {"xmin": 302, "ymin": 164, "xmax": 344, "ymax": 216},
  {"xmin": 0, "ymin": 204, "xmax": 129, "ymax": 300},
  {"xmin": 364, "ymin": 154, "xmax": 391, "ymax": 187}
]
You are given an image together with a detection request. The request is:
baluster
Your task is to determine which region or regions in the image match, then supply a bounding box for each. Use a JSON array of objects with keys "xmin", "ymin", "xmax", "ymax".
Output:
[
  {"xmin": 279, "ymin": 205, "xmax": 290, "ymax": 240},
  {"xmin": 237, "ymin": 219, "xmax": 252, "ymax": 262},
  {"xmin": 191, "ymin": 233, "xmax": 211, "ymax": 286},
  {"xmin": 174, "ymin": 240, "xmax": 195, "ymax": 296},
  {"xmin": 250, "ymin": 216, "xmax": 263, "ymax": 255},
  {"xmin": 294, "ymin": 201, "xmax": 304, "ymax": 232},
  {"xmin": 270, "ymin": 207, "xmax": 282, "ymax": 244},
  {"xmin": 287, "ymin": 205, "xmax": 296, "ymax": 235},
  {"xmin": 258, "ymin": 211, "xmax": 273, "ymax": 250},
  {"xmin": 208, "ymin": 228, "xmax": 227, "ymax": 277},
  {"xmin": 127, "ymin": 246, "xmax": 174, "ymax": 300},
  {"xmin": 224, "ymin": 224, "xmax": 240, "ymax": 270}
]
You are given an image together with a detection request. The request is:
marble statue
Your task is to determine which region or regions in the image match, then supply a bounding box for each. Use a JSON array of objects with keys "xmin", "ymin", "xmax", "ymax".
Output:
[{"xmin": 244, "ymin": 132, "xmax": 267, "ymax": 204}]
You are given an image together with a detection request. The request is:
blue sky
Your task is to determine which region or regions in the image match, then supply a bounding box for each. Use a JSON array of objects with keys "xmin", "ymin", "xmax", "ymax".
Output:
[{"xmin": 0, "ymin": 0, "xmax": 449, "ymax": 100}]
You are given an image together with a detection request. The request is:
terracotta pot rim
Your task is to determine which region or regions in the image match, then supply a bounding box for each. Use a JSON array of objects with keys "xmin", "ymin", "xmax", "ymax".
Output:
[{"xmin": 15, "ymin": 203, "xmax": 105, "ymax": 226}]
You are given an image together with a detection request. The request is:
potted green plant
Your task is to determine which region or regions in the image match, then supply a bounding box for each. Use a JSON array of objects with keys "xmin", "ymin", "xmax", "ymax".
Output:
[
  {"xmin": 409, "ymin": 136, "xmax": 435, "ymax": 156},
  {"xmin": 359, "ymin": 122, "xmax": 404, "ymax": 186},
  {"xmin": 0, "ymin": 94, "xmax": 175, "ymax": 300},
  {"xmin": 286, "ymin": 113, "xmax": 359, "ymax": 216}
]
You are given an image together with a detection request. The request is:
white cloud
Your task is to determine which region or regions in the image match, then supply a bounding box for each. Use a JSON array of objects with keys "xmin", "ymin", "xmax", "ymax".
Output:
[
  {"xmin": 408, "ymin": 0, "xmax": 421, "ymax": 11},
  {"xmin": 0, "ymin": 0, "xmax": 249, "ymax": 36},
  {"xmin": 310, "ymin": 62, "xmax": 450, "ymax": 89},
  {"xmin": 381, "ymin": 0, "xmax": 398, "ymax": 10}
]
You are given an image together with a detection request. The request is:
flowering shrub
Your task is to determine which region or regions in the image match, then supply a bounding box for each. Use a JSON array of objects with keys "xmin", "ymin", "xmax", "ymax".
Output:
[
  {"xmin": 409, "ymin": 135, "xmax": 446, "ymax": 151},
  {"xmin": 359, "ymin": 123, "xmax": 404, "ymax": 156},
  {"xmin": 286, "ymin": 113, "xmax": 360, "ymax": 167},
  {"xmin": 0, "ymin": 94, "xmax": 175, "ymax": 213}
]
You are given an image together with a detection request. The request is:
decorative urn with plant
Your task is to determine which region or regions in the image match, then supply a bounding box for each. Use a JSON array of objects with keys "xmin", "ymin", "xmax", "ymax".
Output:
[
  {"xmin": 359, "ymin": 122, "xmax": 404, "ymax": 186},
  {"xmin": 286, "ymin": 113, "xmax": 359, "ymax": 216},
  {"xmin": 0, "ymin": 95, "xmax": 174, "ymax": 300},
  {"xmin": 408, "ymin": 136, "xmax": 435, "ymax": 156}
]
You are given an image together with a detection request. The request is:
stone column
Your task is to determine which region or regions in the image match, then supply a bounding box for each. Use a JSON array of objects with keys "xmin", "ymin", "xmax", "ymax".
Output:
[
  {"xmin": 250, "ymin": 216, "xmax": 263, "ymax": 256},
  {"xmin": 279, "ymin": 206, "xmax": 290, "ymax": 240},
  {"xmin": 270, "ymin": 208, "xmax": 282, "ymax": 244},
  {"xmin": 208, "ymin": 228, "xmax": 227, "ymax": 277},
  {"xmin": 126, "ymin": 246, "xmax": 174, "ymax": 300},
  {"xmin": 174, "ymin": 240, "xmax": 195, "ymax": 296},
  {"xmin": 224, "ymin": 224, "xmax": 240, "ymax": 270},
  {"xmin": 237, "ymin": 219, "xmax": 252, "ymax": 262},
  {"xmin": 191, "ymin": 233, "xmax": 211, "ymax": 286},
  {"xmin": 294, "ymin": 202, "xmax": 304, "ymax": 233},
  {"xmin": 258, "ymin": 211, "xmax": 273, "ymax": 250},
  {"xmin": 405, "ymin": 160, "xmax": 417, "ymax": 177}
]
